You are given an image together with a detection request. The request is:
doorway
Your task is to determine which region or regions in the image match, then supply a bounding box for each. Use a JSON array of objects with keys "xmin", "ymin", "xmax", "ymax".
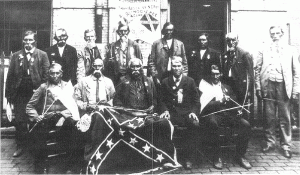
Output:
[{"xmin": 170, "ymin": 0, "xmax": 229, "ymax": 54}]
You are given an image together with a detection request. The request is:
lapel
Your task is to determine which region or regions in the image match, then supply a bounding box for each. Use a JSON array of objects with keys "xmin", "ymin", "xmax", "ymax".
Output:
[
  {"xmin": 176, "ymin": 75, "xmax": 186, "ymax": 90},
  {"xmin": 161, "ymin": 39, "xmax": 169, "ymax": 51},
  {"xmin": 172, "ymin": 39, "xmax": 179, "ymax": 56},
  {"xmin": 84, "ymin": 47, "xmax": 91, "ymax": 61},
  {"xmin": 30, "ymin": 48, "xmax": 38, "ymax": 68}
]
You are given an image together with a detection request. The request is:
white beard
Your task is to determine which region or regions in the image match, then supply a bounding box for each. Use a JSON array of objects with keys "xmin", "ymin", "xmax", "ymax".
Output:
[{"xmin": 86, "ymin": 42, "xmax": 96, "ymax": 49}]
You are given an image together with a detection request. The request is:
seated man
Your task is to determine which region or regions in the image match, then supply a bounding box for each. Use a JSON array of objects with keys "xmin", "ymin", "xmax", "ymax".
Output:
[
  {"xmin": 74, "ymin": 58, "xmax": 115, "ymax": 170},
  {"xmin": 199, "ymin": 65, "xmax": 251, "ymax": 170},
  {"xmin": 160, "ymin": 56, "xmax": 200, "ymax": 169},
  {"xmin": 75, "ymin": 58, "xmax": 115, "ymax": 115},
  {"xmin": 26, "ymin": 63, "xmax": 81, "ymax": 174},
  {"xmin": 113, "ymin": 58, "xmax": 178, "ymax": 167}
]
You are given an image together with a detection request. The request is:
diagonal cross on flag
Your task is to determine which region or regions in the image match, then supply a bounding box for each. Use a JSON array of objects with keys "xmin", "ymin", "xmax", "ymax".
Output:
[{"xmin": 87, "ymin": 107, "xmax": 180, "ymax": 174}]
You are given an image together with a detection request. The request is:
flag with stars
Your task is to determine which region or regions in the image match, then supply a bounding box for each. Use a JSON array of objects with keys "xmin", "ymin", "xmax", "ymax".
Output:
[{"xmin": 84, "ymin": 107, "xmax": 181, "ymax": 174}]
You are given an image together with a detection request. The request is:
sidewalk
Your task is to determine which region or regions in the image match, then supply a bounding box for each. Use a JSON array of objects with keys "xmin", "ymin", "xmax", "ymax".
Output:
[{"xmin": 1, "ymin": 127, "xmax": 300, "ymax": 174}]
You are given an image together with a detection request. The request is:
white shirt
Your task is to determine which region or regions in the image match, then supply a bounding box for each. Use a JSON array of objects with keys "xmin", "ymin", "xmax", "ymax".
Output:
[
  {"xmin": 212, "ymin": 82, "xmax": 223, "ymax": 102},
  {"xmin": 25, "ymin": 48, "xmax": 35, "ymax": 61},
  {"xmin": 200, "ymin": 49, "xmax": 206, "ymax": 60},
  {"xmin": 173, "ymin": 75, "xmax": 182, "ymax": 87},
  {"xmin": 88, "ymin": 76, "xmax": 107, "ymax": 104},
  {"xmin": 58, "ymin": 45, "xmax": 66, "ymax": 57},
  {"xmin": 166, "ymin": 39, "xmax": 173, "ymax": 49}
]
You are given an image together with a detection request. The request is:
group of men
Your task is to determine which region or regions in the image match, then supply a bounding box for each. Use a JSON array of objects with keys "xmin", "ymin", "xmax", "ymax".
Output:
[{"xmin": 5, "ymin": 21, "xmax": 300, "ymax": 174}]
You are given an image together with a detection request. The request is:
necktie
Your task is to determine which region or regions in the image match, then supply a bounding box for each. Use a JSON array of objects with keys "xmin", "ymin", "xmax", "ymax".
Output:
[
  {"xmin": 96, "ymin": 78, "xmax": 100, "ymax": 103},
  {"xmin": 90, "ymin": 48, "xmax": 94, "ymax": 59},
  {"xmin": 175, "ymin": 78, "xmax": 180, "ymax": 86}
]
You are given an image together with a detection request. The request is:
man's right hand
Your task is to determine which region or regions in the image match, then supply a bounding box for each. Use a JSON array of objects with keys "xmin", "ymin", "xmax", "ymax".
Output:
[
  {"xmin": 34, "ymin": 115, "xmax": 44, "ymax": 122},
  {"xmin": 256, "ymin": 90, "xmax": 262, "ymax": 100},
  {"xmin": 86, "ymin": 105, "xmax": 97, "ymax": 113},
  {"xmin": 159, "ymin": 111, "xmax": 170, "ymax": 120}
]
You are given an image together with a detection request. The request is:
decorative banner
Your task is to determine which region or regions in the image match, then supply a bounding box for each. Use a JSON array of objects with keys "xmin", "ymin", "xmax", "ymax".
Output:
[{"xmin": 116, "ymin": 0, "xmax": 161, "ymax": 44}]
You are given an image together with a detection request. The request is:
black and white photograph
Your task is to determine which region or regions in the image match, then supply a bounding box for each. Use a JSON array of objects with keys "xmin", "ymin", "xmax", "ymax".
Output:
[{"xmin": 1, "ymin": 0, "xmax": 300, "ymax": 174}]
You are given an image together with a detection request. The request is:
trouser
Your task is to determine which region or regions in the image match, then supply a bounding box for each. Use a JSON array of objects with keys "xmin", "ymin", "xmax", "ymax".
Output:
[
  {"xmin": 205, "ymin": 114, "xmax": 251, "ymax": 157},
  {"xmin": 31, "ymin": 117, "xmax": 83, "ymax": 169},
  {"xmin": 263, "ymin": 80, "xmax": 291, "ymax": 151},
  {"xmin": 170, "ymin": 112, "xmax": 199, "ymax": 162},
  {"xmin": 14, "ymin": 95, "xmax": 32, "ymax": 147}
]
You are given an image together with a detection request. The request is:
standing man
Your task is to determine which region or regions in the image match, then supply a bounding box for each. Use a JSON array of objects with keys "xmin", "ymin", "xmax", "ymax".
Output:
[
  {"xmin": 222, "ymin": 33, "xmax": 254, "ymax": 105},
  {"xmin": 199, "ymin": 65, "xmax": 251, "ymax": 170},
  {"xmin": 188, "ymin": 33, "xmax": 221, "ymax": 86},
  {"xmin": 77, "ymin": 29, "xmax": 102, "ymax": 81},
  {"xmin": 149, "ymin": 22, "xmax": 188, "ymax": 82},
  {"xmin": 5, "ymin": 30, "xmax": 50, "ymax": 157},
  {"xmin": 255, "ymin": 26, "xmax": 300, "ymax": 158},
  {"xmin": 104, "ymin": 22, "xmax": 143, "ymax": 84},
  {"xmin": 46, "ymin": 28, "xmax": 78, "ymax": 85},
  {"xmin": 160, "ymin": 56, "xmax": 199, "ymax": 169}
]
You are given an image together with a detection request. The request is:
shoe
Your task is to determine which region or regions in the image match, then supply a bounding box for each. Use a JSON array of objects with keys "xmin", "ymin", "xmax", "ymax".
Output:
[
  {"xmin": 13, "ymin": 148, "xmax": 23, "ymax": 157},
  {"xmin": 236, "ymin": 156, "xmax": 251, "ymax": 169},
  {"xmin": 42, "ymin": 167, "xmax": 48, "ymax": 174},
  {"xmin": 213, "ymin": 157, "xmax": 223, "ymax": 170},
  {"xmin": 262, "ymin": 145, "xmax": 275, "ymax": 153},
  {"xmin": 66, "ymin": 169, "xmax": 73, "ymax": 174},
  {"xmin": 282, "ymin": 150, "xmax": 292, "ymax": 159},
  {"xmin": 184, "ymin": 161, "xmax": 192, "ymax": 170}
]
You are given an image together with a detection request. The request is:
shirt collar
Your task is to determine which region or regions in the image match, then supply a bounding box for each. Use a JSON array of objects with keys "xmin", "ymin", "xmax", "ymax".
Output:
[
  {"xmin": 173, "ymin": 75, "xmax": 182, "ymax": 82},
  {"xmin": 91, "ymin": 74, "xmax": 104, "ymax": 81},
  {"xmin": 57, "ymin": 44, "xmax": 66, "ymax": 49}
]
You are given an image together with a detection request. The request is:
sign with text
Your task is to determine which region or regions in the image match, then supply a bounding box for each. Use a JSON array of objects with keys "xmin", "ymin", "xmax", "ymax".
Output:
[{"xmin": 116, "ymin": 0, "xmax": 161, "ymax": 44}]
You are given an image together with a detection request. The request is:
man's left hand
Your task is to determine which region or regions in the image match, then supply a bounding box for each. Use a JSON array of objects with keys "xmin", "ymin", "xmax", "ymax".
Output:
[
  {"xmin": 189, "ymin": 113, "xmax": 199, "ymax": 121},
  {"xmin": 145, "ymin": 105, "xmax": 154, "ymax": 114}
]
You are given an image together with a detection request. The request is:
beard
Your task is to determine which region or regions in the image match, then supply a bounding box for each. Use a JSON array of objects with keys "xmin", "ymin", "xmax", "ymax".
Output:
[
  {"xmin": 130, "ymin": 69, "xmax": 143, "ymax": 79},
  {"xmin": 93, "ymin": 70, "xmax": 102, "ymax": 79},
  {"xmin": 120, "ymin": 35, "xmax": 128, "ymax": 42},
  {"xmin": 86, "ymin": 41, "xmax": 96, "ymax": 49},
  {"xmin": 57, "ymin": 40, "xmax": 66, "ymax": 47}
]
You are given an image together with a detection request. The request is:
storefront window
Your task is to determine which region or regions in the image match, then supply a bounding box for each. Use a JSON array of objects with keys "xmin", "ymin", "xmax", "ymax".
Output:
[{"xmin": 0, "ymin": 0, "xmax": 51, "ymax": 56}]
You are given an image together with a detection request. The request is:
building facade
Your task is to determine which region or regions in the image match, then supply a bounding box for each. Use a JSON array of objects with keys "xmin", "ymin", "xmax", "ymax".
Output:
[{"xmin": 1, "ymin": 0, "xmax": 300, "ymax": 113}]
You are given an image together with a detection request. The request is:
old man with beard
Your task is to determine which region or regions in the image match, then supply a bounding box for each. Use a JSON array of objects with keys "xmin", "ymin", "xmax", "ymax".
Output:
[
  {"xmin": 113, "ymin": 58, "xmax": 180, "ymax": 169},
  {"xmin": 104, "ymin": 22, "xmax": 143, "ymax": 84},
  {"xmin": 77, "ymin": 29, "xmax": 102, "ymax": 81},
  {"xmin": 46, "ymin": 28, "xmax": 78, "ymax": 85}
]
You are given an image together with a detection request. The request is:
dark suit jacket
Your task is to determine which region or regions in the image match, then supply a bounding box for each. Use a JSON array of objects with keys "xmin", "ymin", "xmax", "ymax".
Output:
[
  {"xmin": 113, "ymin": 74, "xmax": 157, "ymax": 111},
  {"xmin": 188, "ymin": 47, "xmax": 221, "ymax": 86},
  {"xmin": 222, "ymin": 47, "xmax": 254, "ymax": 103},
  {"xmin": 149, "ymin": 38, "xmax": 188, "ymax": 80},
  {"xmin": 161, "ymin": 75, "xmax": 200, "ymax": 125},
  {"xmin": 5, "ymin": 48, "xmax": 50, "ymax": 104},
  {"xmin": 46, "ymin": 44, "xmax": 78, "ymax": 85},
  {"xmin": 104, "ymin": 39, "xmax": 143, "ymax": 83}
]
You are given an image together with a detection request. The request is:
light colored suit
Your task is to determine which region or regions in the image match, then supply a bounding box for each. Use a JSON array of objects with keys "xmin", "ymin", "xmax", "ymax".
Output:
[
  {"xmin": 255, "ymin": 42, "xmax": 300, "ymax": 150},
  {"xmin": 255, "ymin": 43, "xmax": 300, "ymax": 99}
]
